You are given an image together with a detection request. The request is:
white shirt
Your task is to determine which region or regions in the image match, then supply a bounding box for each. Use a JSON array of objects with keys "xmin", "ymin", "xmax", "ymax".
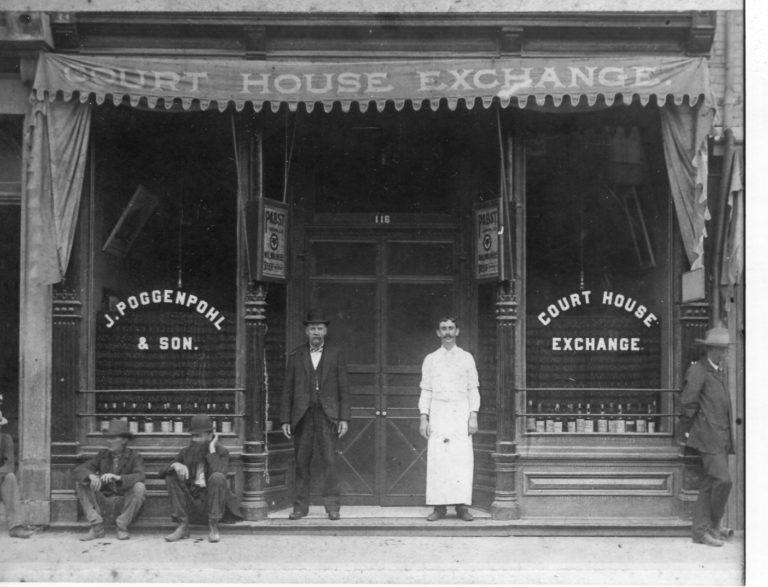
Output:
[
  {"xmin": 418, "ymin": 345, "xmax": 480, "ymax": 415},
  {"xmin": 707, "ymin": 358, "xmax": 721, "ymax": 371},
  {"xmin": 310, "ymin": 346, "xmax": 323, "ymax": 369},
  {"xmin": 195, "ymin": 463, "xmax": 206, "ymax": 487}
]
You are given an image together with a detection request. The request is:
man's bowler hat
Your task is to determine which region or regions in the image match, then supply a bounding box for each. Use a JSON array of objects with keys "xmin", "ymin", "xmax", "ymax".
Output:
[
  {"xmin": 190, "ymin": 414, "xmax": 214, "ymax": 434},
  {"xmin": 303, "ymin": 309, "xmax": 330, "ymax": 325},
  {"xmin": 696, "ymin": 324, "xmax": 731, "ymax": 346},
  {"xmin": 104, "ymin": 419, "xmax": 133, "ymax": 438}
]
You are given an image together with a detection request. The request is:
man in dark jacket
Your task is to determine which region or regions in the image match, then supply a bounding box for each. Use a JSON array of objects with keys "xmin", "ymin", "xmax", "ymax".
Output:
[
  {"xmin": 1, "ymin": 409, "xmax": 33, "ymax": 538},
  {"xmin": 680, "ymin": 324, "xmax": 736, "ymax": 547},
  {"xmin": 163, "ymin": 414, "xmax": 242, "ymax": 543},
  {"xmin": 280, "ymin": 309, "xmax": 350, "ymax": 520},
  {"xmin": 73, "ymin": 419, "xmax": 146, "ymax": 541}
]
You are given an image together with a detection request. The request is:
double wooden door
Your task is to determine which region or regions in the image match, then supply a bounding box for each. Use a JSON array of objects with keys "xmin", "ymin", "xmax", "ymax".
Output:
[{"xmin": 305, "ymin": 230, "xmax": 458, "ymax": 505}]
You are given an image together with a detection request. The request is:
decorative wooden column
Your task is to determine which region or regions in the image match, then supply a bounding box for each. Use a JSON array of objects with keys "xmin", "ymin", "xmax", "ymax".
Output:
[
  {"xmin": 51, "ymin": 288, "xmax": 81, "ymax": 443},
  {"xmin": 490, "ymin": 282, "xmax": 521, "ymax": 520},
  {"xmin": 50, "ymin": 287, "xmax": 82, "ymax": 522},
  {"xmin": 236, "ymin": 113, "xmax": 268, "ymax": 520},
  {"xmin": 677, "ymin": 301, "xmax": 709, "ymax": 519},
  {"xmin": 490, "ymin": 128, "xmax": 522, "ymax": 520},
  {"xmin": 241, "ymin": 281, "xmax": 269, "ymax": 520}
]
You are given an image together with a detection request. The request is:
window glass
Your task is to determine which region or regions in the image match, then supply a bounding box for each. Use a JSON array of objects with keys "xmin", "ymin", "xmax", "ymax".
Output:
[
  {"xmin": 92, "ymin": 107, "xmax": 237, "ymax": 431},
  {"xmin": 524, "ymin": 108, "xmax": 669, "ymax": 434}
]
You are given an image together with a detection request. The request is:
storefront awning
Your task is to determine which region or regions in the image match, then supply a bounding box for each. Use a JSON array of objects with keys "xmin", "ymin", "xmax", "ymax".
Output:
[{"xmin": 32, "ymin": 52, "xmax": 713, "ymax": 112}]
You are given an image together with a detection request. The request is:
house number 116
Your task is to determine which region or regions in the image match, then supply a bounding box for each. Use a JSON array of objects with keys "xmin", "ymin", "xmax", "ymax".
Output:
[{"xmin": 374, "ymin": 214, "xmax": 391, "ymax": 224}]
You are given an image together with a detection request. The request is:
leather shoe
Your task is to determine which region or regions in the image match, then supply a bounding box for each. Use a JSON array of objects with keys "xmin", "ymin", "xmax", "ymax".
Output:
[
  {"xmin": 288, "ymin": 510, "xmax": 308, "ymax": 520},
  {"xmin": 208, "ymin": 520, "xmax": 220, "ymax": 543},
  {"xmin": 116, "ymin": 526, "xmax": 130, "ymax": 540},
  {"xmin": 327, "ymin": 511, "xmax": 340, "ymax": 521},
  {"xmin": 712, "ymin": 526, "xmax": 734, "ymax": 541},
  {"xmin": 693, "ymin": 532, "xmax": 724, "ymax": 547},
  {"xmin": 9, "ymin": 526, "xmax": 34, "ymax": 539},
  {"xmin": 164, "ymin": 523, "xmax": 190, "ymax": 542},
  {"xmin": 79, "ymin": 524, "xmax": 105, "ymax": 541},
  {"xmin": 455, "ymin": 505, "xmax": 474, "ymax": 522},
  {"xmin": 426, "ymin": 506, "xmax": 447, "ymax": 522}
]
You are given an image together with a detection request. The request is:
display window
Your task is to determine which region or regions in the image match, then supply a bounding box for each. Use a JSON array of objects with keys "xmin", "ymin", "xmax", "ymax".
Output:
[
  {"xmin": 89, "ymin": 106, "xmax": 239, "ymax": 436},
  {"xmin": 523, "ymin": 105, "xmax": 673, "ymax": 435}
]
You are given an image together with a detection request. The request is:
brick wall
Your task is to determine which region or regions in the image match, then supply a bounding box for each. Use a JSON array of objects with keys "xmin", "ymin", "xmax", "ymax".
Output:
[{"xmin": 709, "ymin": 10, "xmax": 744, "ymax": 141}]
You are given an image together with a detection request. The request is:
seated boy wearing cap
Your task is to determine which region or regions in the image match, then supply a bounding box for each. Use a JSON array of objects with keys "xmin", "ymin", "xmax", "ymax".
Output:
[
  {"xmin": 73, "ymin": 419, "xmax": 147, "ymax": 541},
  {"xmin": 163, "ymin": 414, "xmax": 242, "ymax": 543},
  {"xmin": 0, "ymin": 409, "xmax": 34, "ymax": 538}
]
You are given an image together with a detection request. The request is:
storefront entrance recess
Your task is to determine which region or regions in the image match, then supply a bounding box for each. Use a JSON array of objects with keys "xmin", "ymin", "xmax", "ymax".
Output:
[{"xmin": 305, "ymin": 231, "xmax": 458, "ymax": 505}]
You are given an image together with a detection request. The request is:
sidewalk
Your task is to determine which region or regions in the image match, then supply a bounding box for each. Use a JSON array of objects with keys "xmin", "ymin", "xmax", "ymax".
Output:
[{"xmin": 0, "ymin": 525, "xmax": 744, "ymax": 584}]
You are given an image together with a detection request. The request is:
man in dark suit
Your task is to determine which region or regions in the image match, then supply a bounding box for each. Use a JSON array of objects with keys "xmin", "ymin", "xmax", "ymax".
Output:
[
  {"xmin": 280, "ymin": 309, "xmax": 350, "ymax": 520},
  {"xmin": 163, "ymin": 414, "xmax": 242, "ymax": 543},
  {"xmin": 680, "ymin": 324, "xmax": 736, "ymax": 547},
  {"xmin": 73, "ymin": 419, "xmax": 146, "ymax": 541},
  {"xmin": 1, "ymin": 409, "xmax": 34, "ymax": 538}
]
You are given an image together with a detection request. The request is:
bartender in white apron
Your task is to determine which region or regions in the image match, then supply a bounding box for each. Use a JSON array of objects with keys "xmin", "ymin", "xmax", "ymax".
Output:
[{"xmin": 418, "ymin": 316, "xmax": 480, "ymax": 522}]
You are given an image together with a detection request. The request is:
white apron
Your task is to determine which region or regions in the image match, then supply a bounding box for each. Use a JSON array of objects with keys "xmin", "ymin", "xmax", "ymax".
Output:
[{"xmin": 425, "ymin": 397, "xmax": 473, "ymax": 505}]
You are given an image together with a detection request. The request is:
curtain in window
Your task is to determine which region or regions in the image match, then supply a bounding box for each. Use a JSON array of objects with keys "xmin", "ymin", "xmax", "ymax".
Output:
[
  {"xmin": 25, "ymin": 98, "xmax": 92, "ymax": 286},
  {"xmin": 660, "ymin": 102, "xmax": 714, "ymax": 270}
]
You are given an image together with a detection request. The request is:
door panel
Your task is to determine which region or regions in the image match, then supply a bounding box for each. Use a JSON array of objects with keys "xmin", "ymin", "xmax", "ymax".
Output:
[
  {"xmin": 310, "ymin": 281, "xmax": 377, "ymax": 367},
  {"xmin": 383, "ymin": 408, "xmax": 428, "ymax": 505},
  {"xmin": 384, "ymin": 282, "xmax": 453, "ymax": 366},
  {"xmin": 309, "ymin": 278, "xmax": 379, "ymax": 503},
  {"xmin": 306, "ymin": 233, "xmax": 456, "ymax": 505}
]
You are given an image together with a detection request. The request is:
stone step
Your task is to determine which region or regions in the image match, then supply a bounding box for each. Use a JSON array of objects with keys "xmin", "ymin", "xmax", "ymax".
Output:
[{"xmin": 50, "ymin": 505, "xmax": 692, "ymax": 537}]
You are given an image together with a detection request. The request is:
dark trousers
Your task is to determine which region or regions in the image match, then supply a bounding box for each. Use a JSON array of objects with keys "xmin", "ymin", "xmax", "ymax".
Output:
[
  {"xmin": 1, "ymin": 472, "xmax": 24, "ymax": 529},
  {"xmin": 292, "ymin": 405, "xmax": 340, "ymax": 513},
  {"xmin": 75, "ymin": 482, "xmax": 146, "ymax": 528},
  {"xmin": 166, "ymin": 470, "xmax": 227, "ymax": 524},
  {"xmin": 693, "ymin": 452, "xmax": 733, "ymax": 539}
]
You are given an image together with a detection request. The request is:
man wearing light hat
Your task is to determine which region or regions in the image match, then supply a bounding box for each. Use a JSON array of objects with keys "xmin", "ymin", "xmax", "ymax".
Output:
[
  {"xmin": 0, "ymin": 409, "xmax": 34, "ymax": 538},
  {"xmin": 680, "ymin": 324, "xmax": 736, "ymax": 547},
  {"xmin": 163, "ymin": 414, "xmax": 242, "ymax": 543},
  {"xmin": 73, "ymin": 419, "xmax": 147, "ymax": 541}
]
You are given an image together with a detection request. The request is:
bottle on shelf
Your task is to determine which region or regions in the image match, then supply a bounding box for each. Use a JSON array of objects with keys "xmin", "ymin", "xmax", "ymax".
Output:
[
  {"xmin": 525, "ymin": 400, "xmax": 536, "ymax": 433},
  {"xmin": 99, "ymin": 400, "xmax": 111, "ymax": 433},
  {"xmin": 615, "ymin": 403, "xmax": 626, "ymax": 434},
  {"xmin": 535, "ymin": 402, "xmax": 546, "ymax": 433},
  {"xmin": 647, "ymin": 401, "xmax": 657, "ymax": 434},
  {"xmin": 173, "ymin": 402, "xmax": 184, "ymax": 434},
  {"xmin": 575, "ymin": 402, "xmax": 584, "ymax": 434},
  {"xmin": 119, "ymin": 399, "xmax": 129, "ymax": 422},
  {"xmin": 545, "ymin": 402, "xmax": 555, "ymax": 434},
  {"xmin": 566, "ymin": 402, "xmax": 576, "ymax": 433},
  {"xmin": 221, "ymin": 401, "xmax": 234, "ymax": 434},
  {"xmin": 636, "ymin": 402, "xmax": 647, "ymax": 433},
  {"xmin": 625, "ymin": 402, "xmax": 636, "ymax": 433},
  {"xmin": 585, "ymin": 403, "xmax": 594, "ymax": 433},
  {"xmin": 128, "ymin": 401, "xmax": 140, "ymax": 435},
  {"xmin": 607, "ymin": 402, "xmax": 617, "ymax": 433},
  {"xmin": 553, "ymin": 403, "xmax": 563, "ymax": 433},
  {"xmin": 597, "ymin": 403, "xmax": 608, "ymax": 433},
  {"xmin": 211, "ymin": 400, "xmax": 219, "ymax": 433},
  {"xmin": 160, "ymin": 400, "xmax": 173, "ymax": 433},
  {"xmin": 143, "ymin": 400, "xmax": 154, "ymax": 434}
]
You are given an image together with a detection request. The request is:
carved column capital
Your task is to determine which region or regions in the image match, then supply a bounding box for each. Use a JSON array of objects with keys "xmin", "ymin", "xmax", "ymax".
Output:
[
  {"xmin": 495, "ymin": 281, "xmax": 518, "ymax": 324},
  {"xmin": 52, "ymin": 289, "xmax": 81, "ymax": 319},
  {"xmin": 245, "ymin": 282, "xmax": 267, "ymax": 324}
]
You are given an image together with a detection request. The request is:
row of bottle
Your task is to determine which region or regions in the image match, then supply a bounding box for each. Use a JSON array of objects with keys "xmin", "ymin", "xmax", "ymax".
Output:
[
  {"xmin": 525, "ymin": 400, "xmax": 660, "ymax": 434},
  {"xmin": 98, "ymin": 398, "xmax": 235, "ymax": 435}
]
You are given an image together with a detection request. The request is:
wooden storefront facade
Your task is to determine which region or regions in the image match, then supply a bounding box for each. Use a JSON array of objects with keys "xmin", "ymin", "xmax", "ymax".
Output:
[{"xmin": 0, "ymin": 9, "xmax": 744, "ymax": 533}]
